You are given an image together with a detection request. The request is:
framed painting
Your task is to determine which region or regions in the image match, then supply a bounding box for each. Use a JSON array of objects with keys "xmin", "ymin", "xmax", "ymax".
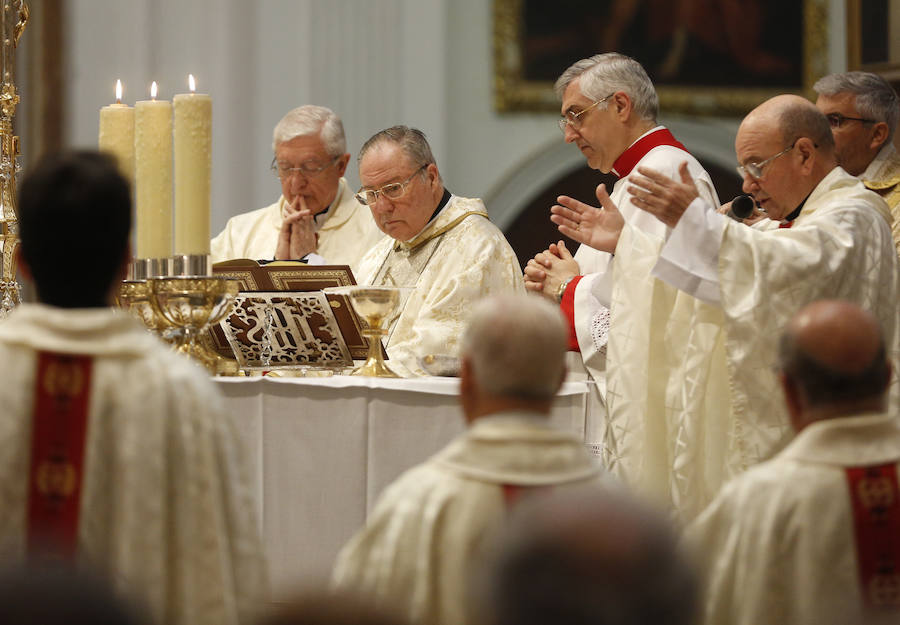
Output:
[
  {"xmin": 493, "ymin": 0, "xmax": 829, "ymax": 115},
  {"xmin": 847, "ymin": 0, "xmax": 900, "ymax": 81}
]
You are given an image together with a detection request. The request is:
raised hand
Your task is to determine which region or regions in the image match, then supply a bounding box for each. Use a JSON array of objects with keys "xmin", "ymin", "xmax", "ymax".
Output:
[
  {"xmin": 627, "ymin": 161, "xmax": 699, "ymax": 227},
  {"xmin": 550, "ymin": 183, "xmax": 624, "ymax": 254}
]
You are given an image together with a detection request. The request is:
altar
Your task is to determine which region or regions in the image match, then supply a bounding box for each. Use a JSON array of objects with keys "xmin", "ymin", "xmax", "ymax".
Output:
[{"xmin": 216, "ymin": 375, "xmax": 590, "ymax": 598}]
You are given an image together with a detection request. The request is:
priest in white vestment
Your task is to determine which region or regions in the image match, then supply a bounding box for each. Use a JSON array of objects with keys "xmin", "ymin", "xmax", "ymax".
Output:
[
  {"xmin": 688, "ymin": 301, "xmax": 900, "ymax": 625},
  {"xmin": 814, "ymin": 71, "xmax": 900, "ymax": 257},
  {"xmin": 552, "ymin": 95, "xmax": 900, "ymax": 520},
  {"xmin": 0, "ymin": 152, "xmax": 266, "ymax": 625},
  {"xmin": 332, "ymin": 295, "xmax": 605, "ymax": 625},
  {"xmin": 523, "ymin": 53, "xmax": 720, "ymax": 457},
  {"xmin": 211, "ymin": 105, "xmax": 382, "ymax": 273},
  {"xmin": 354, "ymin": 126, "xmax": 524, "ymax": 376}
]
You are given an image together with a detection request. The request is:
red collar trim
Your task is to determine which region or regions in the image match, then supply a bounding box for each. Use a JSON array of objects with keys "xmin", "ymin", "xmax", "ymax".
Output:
[{"xmin": 611, "ymin": 128, "xmax": 689, "ymax": 178}]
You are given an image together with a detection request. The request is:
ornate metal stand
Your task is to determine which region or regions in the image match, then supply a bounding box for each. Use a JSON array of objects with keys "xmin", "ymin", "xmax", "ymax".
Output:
[{"xmin": 0, "ymin": 1, "xmax": 28, "ymax": 317}]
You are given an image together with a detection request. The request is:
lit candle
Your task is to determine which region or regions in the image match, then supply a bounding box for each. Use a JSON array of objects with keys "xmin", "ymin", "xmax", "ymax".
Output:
[
  {"xmin": 173, "ymin": 74, "xmax": 212, "ymax": 255},
  {"xmin": 134, "ymin": 81, "xmax": 173, "ymax": 259},
  {"xmin": 98, "ymin": 79, "xmax": 134, "ymax": 185}
]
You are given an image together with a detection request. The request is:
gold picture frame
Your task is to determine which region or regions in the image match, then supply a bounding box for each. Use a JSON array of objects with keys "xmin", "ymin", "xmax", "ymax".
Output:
[
  {"xmin": 493, "ymin": 0, "xmax": 829, "ymax": 116},
  {"xmin": 847, "ymin": 0, "xmax": 900, "ymax": 81}
]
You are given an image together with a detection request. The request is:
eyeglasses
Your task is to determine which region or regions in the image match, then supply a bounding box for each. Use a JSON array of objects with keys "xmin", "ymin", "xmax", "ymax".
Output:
[
  {"xmin": 558, "ymin": 93, "xmax": 615, "ymax": 133},
  {"xmin": 736, "ymin": 140, "xmax": 798, "ymax": 180},
  {"xmin": 271, "ymin": 155, "xmax": 340, "ymax": 180},
  {"xmin": 825, "ymin": 112, "xmax": 876, "ymax": 128},
  {"xmin": 355, "ymin": 165, "xmax": 428, "ymax": 205}
]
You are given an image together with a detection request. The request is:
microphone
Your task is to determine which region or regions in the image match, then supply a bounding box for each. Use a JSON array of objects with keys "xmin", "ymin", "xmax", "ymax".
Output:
[{"xmin": 726, "ymin": 194, "xmax": 756, "ymax": 221}]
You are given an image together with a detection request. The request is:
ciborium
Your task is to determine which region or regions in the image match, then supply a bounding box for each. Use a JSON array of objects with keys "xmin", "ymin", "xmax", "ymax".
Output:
[
  {"xmin": 324, "ymin": 285, "xmax": 412, "ymax": 378},
  {"xmin": 150, "ymin": 276, "xmax": 239, "ymax": 373}
]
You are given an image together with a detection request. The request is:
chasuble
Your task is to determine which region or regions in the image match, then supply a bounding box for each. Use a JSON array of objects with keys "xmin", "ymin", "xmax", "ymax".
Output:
[
  {"xmin": 0, "ymin": 304, "xmax": 266, "ymax": 625},
  {"xmin": 567, "ymin": 127, "xmax": 719, "ymax": 460},
  {"xmin": 355, "ymin": 195, "xmax": 523, "ymax": 376},
  {"xmin": 861, "ymin": 141, "xmax": 900, "ymax": 258},
  {"xmin": 688, "ymin": 413, "xmax": 900, "ymax": 625},
  {"xmin": 607, "ymin": 166, "xmax": 900, "ymax": 520},
  {"xmin": 332, "ymin": 412, "xmax": 604, "ymax": 625},
  {"xmin": 211, "ymin": 177, "xmax": 383, "ymax": 273}
]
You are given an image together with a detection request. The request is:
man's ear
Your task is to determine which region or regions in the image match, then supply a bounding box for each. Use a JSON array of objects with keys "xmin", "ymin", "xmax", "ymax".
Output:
[
  {"xmin": 336, "ymin": 153, "xmax": 350, "ymax": 178},
  {"xmin": 869, "ymin": 121, "xmax": 890, "ymax": 152},
  {"xmin": 796, "ymin": 137, "xmax": 818, "ymax": 173},
  {"xmin": 611, "ymin": 91, "xmax": 632, "ymax": 121},
  {"xmin": 779, "ymin": 371, "xmax": 806, "ymax": 431}
]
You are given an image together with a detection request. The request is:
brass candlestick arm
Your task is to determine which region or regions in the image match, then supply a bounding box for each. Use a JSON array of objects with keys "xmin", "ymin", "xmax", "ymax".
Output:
[{"xmin": 0, "ymin": 1, "xmax": 27, "ymax": 316}]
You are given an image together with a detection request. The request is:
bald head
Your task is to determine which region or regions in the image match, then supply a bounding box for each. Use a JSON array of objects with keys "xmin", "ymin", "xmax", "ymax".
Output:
[
  {"xmin": 484, "ymin": 488, "xmax": 697, "ymax": 625},
  {"xmin": 779, "ymin": 300, "xmax": 891, "ymax": 412},
  {"xmin": 742, "ymin": 95, "xmax": 835, "ymax": 153},
  {"xmin": 736, "ymin": 95, "xmax": 837, "ymax": 220}
]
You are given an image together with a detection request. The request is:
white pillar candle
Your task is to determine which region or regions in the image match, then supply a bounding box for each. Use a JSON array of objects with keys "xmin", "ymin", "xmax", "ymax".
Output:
[
  {"xmin": 173, "ymin": 74, "xmax": 212, "ymax": 255},
  {"xmin": 98, "ymin": 80, "xmax": 134, "ymax": 185},
  {"xmin": 134, "ymin": 81, "xmax": 173, "ymax": 260}
]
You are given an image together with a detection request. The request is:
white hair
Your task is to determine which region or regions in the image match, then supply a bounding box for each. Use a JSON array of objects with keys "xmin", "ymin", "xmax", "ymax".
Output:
[
  {"xmin": 554, "ymin": 53, "xmax": 658, "ymax": 122},
  {"xmin": 461, "ymin": 294, "xmax": 567, "ymax": 401},
  {"xmin": 814, "ymin": 71, "xmax": 900, "ymax": 142},
  {"xmin": 272, "ymin": 105, "xmax": 347, "ymax": 155}
]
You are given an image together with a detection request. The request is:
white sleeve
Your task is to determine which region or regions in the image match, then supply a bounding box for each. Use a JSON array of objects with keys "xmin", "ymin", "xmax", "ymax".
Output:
[
  {"xmin": 651, "ymin": 198, "xmax": 727, "ymax": 304},
  {"xmin": 585, "ymin": 259, "xmax": 615, "ymax": 309}
]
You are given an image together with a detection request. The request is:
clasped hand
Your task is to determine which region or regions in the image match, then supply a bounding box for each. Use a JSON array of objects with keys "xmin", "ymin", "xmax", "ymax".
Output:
[{"xmin": 275, "ymin": 196, "xmax": 317, "ymax": 260}]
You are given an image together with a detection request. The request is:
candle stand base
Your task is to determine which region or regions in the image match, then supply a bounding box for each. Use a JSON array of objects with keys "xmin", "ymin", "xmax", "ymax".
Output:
[
  {"xmin": 150, "ymin": 276, "xmax": 239, "ymax": 374},
  {"xmin": 172, "ymin": 253, "xmax": 210, "ymax": 277},
  {"xmin": 133, "ymin": 257, "xmax": 172, "ymax": 280}
]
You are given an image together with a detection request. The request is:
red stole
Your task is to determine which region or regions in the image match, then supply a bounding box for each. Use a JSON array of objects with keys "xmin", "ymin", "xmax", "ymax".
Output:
[
  {"xmin": 26, "ymin": 351, "xmax": 93, "ymax": 560},
  {"xmin": 845, "ymin": 464, "xmax": 900, "ymax": 609},
  {"xmin": 611, "ymin": 127, "xmax": 689, "ymax": 179},
  {"xmin": 562, "ymin": 127, "xmax": 691, "ymax": 352}
]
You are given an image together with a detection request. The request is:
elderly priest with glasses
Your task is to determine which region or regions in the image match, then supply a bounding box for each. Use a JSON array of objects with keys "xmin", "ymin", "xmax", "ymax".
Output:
[
  {"xmin": 551, "ymin": 94, "xmax": 900, "ymax": 520},
  {"xmin": 353, "ymin": 125, "xmax": 524, "ymax": 377},
  {"xmin": 211, "ymin": 105, "xmax": 383, "ymax": 273},
  {"xmin": 814, "ymin": 71, "xmax": 900, "ymax": 257}
]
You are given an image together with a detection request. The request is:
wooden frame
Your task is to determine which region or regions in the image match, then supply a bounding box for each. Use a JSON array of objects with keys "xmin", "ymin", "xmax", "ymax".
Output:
[
  {"xmin": 847, "ymin": 0, "xmax": 900, "ymax": 81},
  {"xmin": 493, "ymin": 0, "xmax": 829, "ymax": 115}
]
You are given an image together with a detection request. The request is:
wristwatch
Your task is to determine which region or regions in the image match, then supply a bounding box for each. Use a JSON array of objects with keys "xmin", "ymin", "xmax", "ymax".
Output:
[{"xmin": 556, "ymin": 276, "xmax": 574, "ymax": 303}]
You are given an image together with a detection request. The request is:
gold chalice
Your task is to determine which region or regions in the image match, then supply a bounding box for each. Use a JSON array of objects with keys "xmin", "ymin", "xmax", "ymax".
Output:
[
  {"xmin": 118, "ymin": 279, "xmax": 175, "ymax": 337},
  {"xmin": 324, "ymin": 285, "xmax": 412, "ymax": 377},
  {"xmin": 149, "ymin": 276, "xmax": 239, "ymax": 373}
]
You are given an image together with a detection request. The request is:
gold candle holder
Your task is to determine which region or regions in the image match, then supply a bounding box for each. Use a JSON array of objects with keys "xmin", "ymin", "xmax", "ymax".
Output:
[
  {"xmin": 118, "ymin": 279, "xmax": 175, "ymax": 338},
  {"xmin": 149, "ymin": 276, "xmax": 239, "ymax": 374},
  {"xmin": 0, "ymin": 1, "xmax": 28, "ymax": 317}
]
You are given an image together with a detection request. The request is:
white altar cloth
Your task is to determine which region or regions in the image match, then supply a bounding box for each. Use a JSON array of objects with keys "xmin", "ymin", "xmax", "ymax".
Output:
[{"xmin": 214, "ymin": 375, "xmax": 589, "ymax": 598}]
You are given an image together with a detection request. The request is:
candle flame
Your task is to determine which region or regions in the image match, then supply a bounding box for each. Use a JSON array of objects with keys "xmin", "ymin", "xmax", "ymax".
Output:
[
  {"xmin": 115, "ymin": 79, "xmax": 122, "ymax": 104},
  {"xmin": 188, "ymin": 74, "xmax": 196, "ymax": 93},
  {"xmin": 150, "ymin": 81, "xmax": 158, "ymax": 100}
]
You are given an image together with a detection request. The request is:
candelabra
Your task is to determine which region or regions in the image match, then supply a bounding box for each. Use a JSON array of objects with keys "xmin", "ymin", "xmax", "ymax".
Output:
[{"xmin": 0, "ymin": 1, "xmax": 26, "ymax": 316}]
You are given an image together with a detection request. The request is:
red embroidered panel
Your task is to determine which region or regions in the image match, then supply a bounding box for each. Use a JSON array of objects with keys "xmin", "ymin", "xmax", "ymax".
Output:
[
  {"xmin": 26, "ymin": 351, "xmax": 93, "ymax": 560},
  {"xmin": 845, "ymin": 464, "xmax": 900, "ymax": 609}
]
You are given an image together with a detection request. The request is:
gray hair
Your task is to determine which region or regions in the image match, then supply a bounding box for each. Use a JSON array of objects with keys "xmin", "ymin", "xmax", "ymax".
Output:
[
  {"xmin": 358, "ymin": 125, "xmax": 437, "ymax": 168},
  {"xmin": 272, "ymin": 105, "xmax": 347, "ymax": 156},
  {"xmin": 482, "ymin": 487, "xmax": 697, "ymax": 625},
  {"xmin": 779, "ymin": 101, "xmax": 835, "ymax": 151},
  {"xmin": 814, "ymin": 71, "xmax": 900, "ymax": 142},
  {"xmin": 461, "ymin": 294, "xmax": 567, "ymax": 401},
  {"xmin": 554, "ymin": 53, "xmax": 659, "ymax": 122}
]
